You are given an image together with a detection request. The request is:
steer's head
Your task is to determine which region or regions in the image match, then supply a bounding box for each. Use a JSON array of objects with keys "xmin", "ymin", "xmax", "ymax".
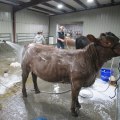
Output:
[{"xmin": 87, "ymin": 32, "xmax": 120, "ymax": 58}]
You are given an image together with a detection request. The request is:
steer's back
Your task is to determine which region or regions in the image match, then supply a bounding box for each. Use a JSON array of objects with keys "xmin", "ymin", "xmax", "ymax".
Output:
[{"xmin": 22, "ymin": 43, "xmax": 81, "ymax": 83}]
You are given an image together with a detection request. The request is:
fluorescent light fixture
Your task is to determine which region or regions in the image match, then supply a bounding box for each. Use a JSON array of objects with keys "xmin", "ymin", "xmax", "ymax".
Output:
[
  {"xmin": 87, "ymin": 0, "xmax": 94, "ymax": 3},
  {"xmin": 57, "ymin": 4, "xmax": 63, "ymax": 9}
]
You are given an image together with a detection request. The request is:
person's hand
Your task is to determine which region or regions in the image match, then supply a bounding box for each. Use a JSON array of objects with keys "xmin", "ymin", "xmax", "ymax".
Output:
[{"xmin": 61, "ymin": 39, "xmax": 64, "ymax": 42}]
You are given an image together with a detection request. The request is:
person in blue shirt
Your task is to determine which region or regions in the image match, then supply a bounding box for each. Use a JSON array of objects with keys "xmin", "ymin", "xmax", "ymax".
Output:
[{"xmin": 57, "ymin": 26, "xmax": 65, "ymax": 49}]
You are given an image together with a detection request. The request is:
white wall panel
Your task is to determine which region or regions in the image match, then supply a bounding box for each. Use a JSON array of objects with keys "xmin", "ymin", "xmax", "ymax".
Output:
[
  {"xmin": 50, "ymin": 5, "xmax": 120, "ymax": 41},
  {"xmin": 16, "ymin": 9, "xmax": 49, "ymax": 35},
  {"xmin": 0, "ymin": 3, "xmax": 12, "ymax": 34}
]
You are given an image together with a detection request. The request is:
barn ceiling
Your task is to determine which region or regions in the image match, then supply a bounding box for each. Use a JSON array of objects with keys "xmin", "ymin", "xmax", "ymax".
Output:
[{"xmin": 0, "ymin": 0, "xmax": 120, "ymax": 15}]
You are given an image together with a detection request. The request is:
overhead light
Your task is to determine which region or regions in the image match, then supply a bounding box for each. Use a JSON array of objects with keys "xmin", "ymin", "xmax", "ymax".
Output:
[
  {"xmin": 57, "ymin": 4, "xmax": 63, "ymax": 9},
  {"xmin": 87, "ymin": 0, "xmax": 94, "ymax": 3}
]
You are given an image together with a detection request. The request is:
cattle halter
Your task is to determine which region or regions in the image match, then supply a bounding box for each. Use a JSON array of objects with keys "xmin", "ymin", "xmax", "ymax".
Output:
[
  {"xmin": 95, "ymin": 41, "xmax": 119, "ymax": 57},
  {"xmin": 111, "ymin": 43, "xmax": 120, "ymax": 56}
]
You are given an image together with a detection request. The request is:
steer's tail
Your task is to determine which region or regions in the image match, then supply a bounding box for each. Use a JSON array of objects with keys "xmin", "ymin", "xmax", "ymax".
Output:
[{"xmin": 20, "ymin": 44, "xmax": 29, "ymax": 64}]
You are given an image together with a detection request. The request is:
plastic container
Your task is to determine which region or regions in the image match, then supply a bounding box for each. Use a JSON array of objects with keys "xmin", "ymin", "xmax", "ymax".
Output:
[
  {"xmin": 33, "ymin": 117, "xmax": 47, "ymax": 120},
  {"xmin": 100, "ymin": 68, "xmax": 113, "ymax": 82}
]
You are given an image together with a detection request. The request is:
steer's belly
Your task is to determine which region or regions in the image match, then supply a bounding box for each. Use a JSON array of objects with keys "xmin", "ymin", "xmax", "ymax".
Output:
[{"xmin": 31, "ymin": 59, "xmax": 70, "ymax": 83}]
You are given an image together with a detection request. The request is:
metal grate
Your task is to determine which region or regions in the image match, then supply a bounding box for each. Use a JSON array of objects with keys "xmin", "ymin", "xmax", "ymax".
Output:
[
  {"xmin": 16, "ymin": 33, "xmax": 36, "ymax": 42},
  {"xmin": 0, "ymin": 33, "xmax": 11, "ymax": 42}
]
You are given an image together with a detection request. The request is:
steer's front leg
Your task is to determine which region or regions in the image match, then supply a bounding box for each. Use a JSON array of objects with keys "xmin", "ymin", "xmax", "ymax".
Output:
[{"xmin": 71, "ymin": 81, "xmax": 81, "ymax": 117}]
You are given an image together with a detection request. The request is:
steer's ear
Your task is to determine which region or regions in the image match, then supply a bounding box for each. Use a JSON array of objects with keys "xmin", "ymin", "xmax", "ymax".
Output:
[{"xmin": 87, "ymin": 34, "xmax": 97, "ymax": 43}]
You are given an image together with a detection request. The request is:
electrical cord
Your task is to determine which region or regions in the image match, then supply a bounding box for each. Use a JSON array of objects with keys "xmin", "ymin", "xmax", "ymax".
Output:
[{"xmin": 31, "ymin": 89, "xmax": 71, "ymax": 94}]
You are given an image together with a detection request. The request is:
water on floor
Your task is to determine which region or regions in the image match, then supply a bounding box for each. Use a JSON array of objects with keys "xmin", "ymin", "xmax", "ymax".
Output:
[{"xmin": 0, "ymin": 42, "xmax": 118, "ymax": 120}]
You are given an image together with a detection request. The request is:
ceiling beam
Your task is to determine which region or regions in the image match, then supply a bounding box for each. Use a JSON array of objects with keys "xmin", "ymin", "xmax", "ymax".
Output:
[
  {"xmin": 5, "ymin": 0, "xmax": 51, "ymax": 15},
  {"xmin": 5, "ymin": 0, "xmax": 24, "ymax": 5},
  {"xmin": 14, "ymin": 0, "xmax": 51, "ymax": 12},
  {"xmin": 0, "ymin": 0, "xmax": 23, "ymax": 6},
  {"xmin": 53, "ymin": 0, "xmax": 77, "ymax": 11},
  {"xmin": 28, "ymin": 8, "xmax": 49, "ymax": 15},
  {"xmin": 94, "ymin": 0, "xmax": 101, "ymax": 7},
  {"xmin": 32, "ymin": 6, "xmax": 58, "ymax": 14},
  {"xmin": 73, "ymin": 0, "xmax": 87, "ymax": 9},
  {"xmin": 42, "ymin": 2, "xmax": 67, "ymax": 13},
  {"xmin": 111, "ymin": 0, "xmax": 115, "ymax": 4},
  {"xmin": 51, "ymin": 2, "xmax": 120, "ymax": 16},
  {"xmin": 0, "ymin": 1, "xmax": 15, "ymax": 6}
]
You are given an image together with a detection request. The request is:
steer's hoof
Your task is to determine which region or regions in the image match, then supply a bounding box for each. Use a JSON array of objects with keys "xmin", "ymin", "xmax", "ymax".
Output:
[
  {"xmin": 71, "ymin": 109, "xmax": 78, "ymax": 117},
  {"xmin": 35, "ymin": 90, "xmax": 40, "ymax": 94},
  {"xmin": 22, "ymin": 90, "xmax": 27, "ymax": 97},
  {"xmin": 23, "ymin": 93, "xmax": 27, "ymax": 97},
  {"xmin": 72, "ymin": 111, "xmax": 78, "ymax": 117},
  {"xmin": 76, "ymin": 104, "xmax": 81, "ymax": 109}
]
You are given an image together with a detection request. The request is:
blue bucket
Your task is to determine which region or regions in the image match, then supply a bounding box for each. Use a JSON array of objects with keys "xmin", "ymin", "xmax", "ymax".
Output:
[
  {"xmin": 100, "ymin": 68, "xmax": 113, "ymax": 82},
  {"xmin": 33, "ymin": 117, "xmax": 47, "ymax": 120}
]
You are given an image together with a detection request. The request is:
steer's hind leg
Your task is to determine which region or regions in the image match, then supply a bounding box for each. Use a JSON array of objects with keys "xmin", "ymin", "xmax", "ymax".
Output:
[
  {"xmin": 31, "ymin": 72, "xmax": 40, "ymax": 94},
  {"xmin": 71, "ymin": 82, "xmax": 81, "ymax": 117},
  {"xmin": 22, "ymin": 70, "xmax": 29, "ymax": 97},
  {"xmin": 76, "ymin": 99, "xmax": 81, "ymax": 109}
]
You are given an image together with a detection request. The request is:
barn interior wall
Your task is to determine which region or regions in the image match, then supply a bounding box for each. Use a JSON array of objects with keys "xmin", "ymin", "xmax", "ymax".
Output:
[
  {"xmin": 49, "ymin": 5, "xmax": 120, "ymax": 43},
  {"xmin": 0, "ymin": 3, "xmax": 49, "ymax": 42},
  {"xmin": 1, "ymin": 3, "xmax": 120, "ymax": 43},
  {"xmin": 15, "ymin": 9, "xmax": 49, "ymax": 42},
  {"xmin": 0, "ymin": 3, "xmax": 12, "ymax": 34},
  {"xmin": 16, "ymin": 10, "xmax": 49, "ymax": 34}
]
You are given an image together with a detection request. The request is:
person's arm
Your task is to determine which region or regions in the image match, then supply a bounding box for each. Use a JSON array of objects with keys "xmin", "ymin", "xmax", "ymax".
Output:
[
  {"xmin": 57, "ymin": 33, "xmax": 64, "ymax": 42},
  {"xmin": 57, "ymin": 38, "xmax": 64, "ymax": 42}
]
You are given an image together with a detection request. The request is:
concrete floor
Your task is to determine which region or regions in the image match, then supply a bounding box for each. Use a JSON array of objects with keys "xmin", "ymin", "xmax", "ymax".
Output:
[{"xmin": 0, "ymin": 43, "xmax": 118, "ymax": 120}]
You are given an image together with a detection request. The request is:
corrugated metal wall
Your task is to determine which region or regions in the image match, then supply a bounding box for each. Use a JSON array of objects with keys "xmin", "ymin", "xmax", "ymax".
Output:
[
  {"xmin": 16, "ymin": 9, "xmax": 49, "ymax": 42},
  {"xmin": 0, "ymin": 3, "xmax": 49, "ymax": 42},
  {"xmin": 50, "ymin": 5, "xmax": 120, "ymax": 43},
  {"xmin": 0, "ymin": 3, "xmax": 12, "ymax": 33},
  {"xmin": 16, "ymin": 9, "xmax": 49, "ymax": 34},
  {"xmin": 0, "ymin": 3, "xmax": 12, "ymax": 42}
]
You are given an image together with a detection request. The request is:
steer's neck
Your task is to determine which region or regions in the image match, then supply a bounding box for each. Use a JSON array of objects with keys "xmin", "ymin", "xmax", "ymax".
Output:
[
  {"xmin": 84, "ymin": 44, "xmax": 100, "ymax": 72},
  {"xmin": 96, "ymin": 45, "xmax": 113, "ymax": 69}
]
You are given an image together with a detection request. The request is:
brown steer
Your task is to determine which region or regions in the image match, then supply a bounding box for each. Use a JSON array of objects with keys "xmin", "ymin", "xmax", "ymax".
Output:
[{"xmin": 21, "ymin": 32, "xmax": 120, "ymax": 117}]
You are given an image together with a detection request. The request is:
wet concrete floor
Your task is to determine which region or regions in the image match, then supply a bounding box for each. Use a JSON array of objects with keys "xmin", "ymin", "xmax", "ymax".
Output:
[
  {"xmin": 0, "ymin": 80, "xmax": 116, "ymax": 120},
  {"xmin": 0, "ymin": 44, "xmax": 118, "ymax": 120}
]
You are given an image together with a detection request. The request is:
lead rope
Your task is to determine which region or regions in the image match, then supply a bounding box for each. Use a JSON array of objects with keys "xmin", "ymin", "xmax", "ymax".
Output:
[
  {"xmin": 96, "ymin": 58, "xmax": 115, "ymax": 93},
  {"xmin": 110, "ymin": 58, "xmax": 114, "ymax": 70},
  {"xmin": 92, "ymin": 58, "xmax": 119, "ymax": 98}
]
